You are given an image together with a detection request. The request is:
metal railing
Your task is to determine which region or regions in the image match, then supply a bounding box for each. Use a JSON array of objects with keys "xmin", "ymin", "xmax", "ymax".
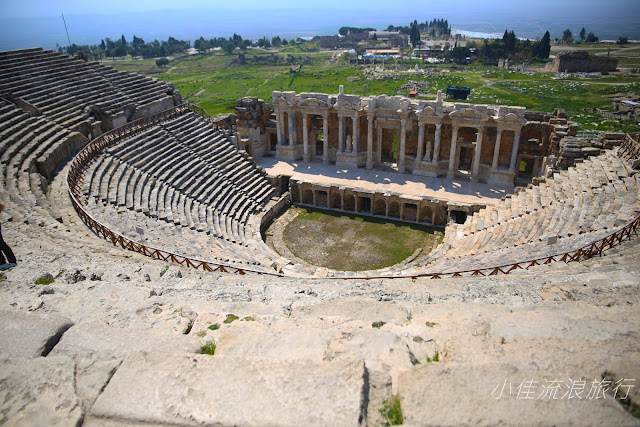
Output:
[
  {"xmin": 67, "ymin": 115, "xmax": 640, "ymax": 279},
  {"xmin": 66, "ymin": 103, "xmax": 282, "ymax": 277}
]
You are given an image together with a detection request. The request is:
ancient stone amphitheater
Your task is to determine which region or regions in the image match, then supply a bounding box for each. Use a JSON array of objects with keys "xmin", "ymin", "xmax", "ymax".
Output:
[{"xmin": 1, "ymin": 48, "xmax": 639, "ymax": 425}]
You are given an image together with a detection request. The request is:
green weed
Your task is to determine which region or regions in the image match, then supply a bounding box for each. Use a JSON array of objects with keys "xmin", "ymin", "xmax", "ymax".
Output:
[
  {"xmin": 379, "ymin": 395, "xmax": 403, "ymax": 425},
  {"xmin": 200, "ymin": 341, "xmax": 216, "ymax": 355}
]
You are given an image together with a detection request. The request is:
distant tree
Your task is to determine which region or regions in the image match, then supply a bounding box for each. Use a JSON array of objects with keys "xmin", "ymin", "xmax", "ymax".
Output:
[
  {"xmin": 114, "ymin": 45, "xmax": 127, "ymax": 57},
  {"xmin": 562, "ymin": 29, "xmax": 573, "ymax": 43},
  {"xmin": 537, "ymin": 31, "xmax": 551, "ymax": 59},
  {"xmin": 410, "ymin": 21, "xmax": 421, "ymax": 48},
  {"xmin": 450, "ymin": 46, "xmax": 471, "ymax": 63},
  {"xmin": 586, "ymin": 32, "xmax": 598, "ymax": 43},
  {"xmin": 121, "ymin": 35, "xmax": 127, "ymax": 46},
  {"xmin": 282, "ymin": 38, "xmax": 288, "ymax": 45},
  {"xmin": 579, "ymin": 27, "xmax": 586, "ymax": 42},
  {"xmin": 617, "ymin": 36, "xmax": 629, "ymax": 46},
  {"xmin": 232, "ymin": 33, "xmax": 243, "ymax": 47},
  {"xmin": 100, "ymin": 39, "xmax": 106, "ymax": 51},
  {"xmin": 132, "ymin": 35, "xmax": 145, "ymax": 51},
  {"xmin": 502, "ymin": 30, "xmax": 517, "ymax": 55},
  {"xmin": 272, "ymin": 36, "xmax": 282, "ymax": 47},
  {"xmin": 222, "ymin": 41, "xmax": 235, "ymax": 54},
  {"xmin": 372, "ymin": 33, "xmax": 377, "ymax": 41},
  {"xmin": 155, "ymin": 57, "xmax": 169, "ymax": 67}
]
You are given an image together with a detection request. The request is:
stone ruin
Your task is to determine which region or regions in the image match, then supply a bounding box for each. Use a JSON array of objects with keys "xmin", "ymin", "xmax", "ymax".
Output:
[
  {"xmin": 545, "ymin": 50, "xmax": 618, "ymax": 73},
  {"xmin": 0, "ymin": 46, "xmax": 639, "ymax": 426},
  {"xmin": 236, "ymin": 89, "xmax": 578, "ymax": 187}
]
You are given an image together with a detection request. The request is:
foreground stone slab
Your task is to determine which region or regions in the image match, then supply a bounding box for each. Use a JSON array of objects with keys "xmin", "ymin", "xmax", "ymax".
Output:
[
  {"xmin": 292, "ymin": 298, "xmax": 408, "ymax": 324},
  {"xmin": 0, "ymin": 354, "xmax": 82, "ymax": 426},
  {"xmin": 90, "ymin": 352, "xmax": 366, "ymax": 426},
  {"xmin": 50, "ymin": 321, "xmax": 202, "ymax": 358},
  {"xmin": 398, "ymin": 362, "xmax": 637, "ymax": 426},
  {"xmin": 0, "ymin": 309, "xmax": 73, "ymax": 358}
]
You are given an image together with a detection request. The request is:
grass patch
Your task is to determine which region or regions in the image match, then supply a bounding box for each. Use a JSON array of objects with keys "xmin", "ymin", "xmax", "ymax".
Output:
[
  {"xmin": 379, "ymin": 395, "xmax": 403, "ymax": 426},
  {"xmin": 242, "ymin": 316, "xmax": 256, "ymax": 321},
  {"xmin": 0, "ymin": 273, "xmax": 5, "ymax": 281},
  {"xmin": 424, "ymin": 350, "xmax": 440, "ymax": 363},
  {"xmin": 372, "ymin": 321, "xmax": 386, "ymax": 329},
  {"xmin": 200, "ymin": 341, "xmax": 216, "ymax": 355},
  {"xmin": 208, "ymin": 323, "xmax": 220, "ymax": 330},
  {"xmin": 160, "ymin": 265, "xmax": 170, "ymax": 276},
  {"xmin": 34, "ymin": 274, "xmax": 54, "ymax": 285},
  {"xmin": 224, "ymin": 314, "xmax": 239, "ymax": 324},
  {"xmin": 109, "ymin": 46, "xmax": 640, "ymax": 134},
  {"xmin": 281, "ymin": 206, "xmax": 441, "ymax": 271}
]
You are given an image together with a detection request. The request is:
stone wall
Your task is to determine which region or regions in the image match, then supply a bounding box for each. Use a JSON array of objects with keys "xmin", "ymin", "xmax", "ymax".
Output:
[{"xmin": 545, "ymin": 51, "xmax": 618, "ymax": 73}]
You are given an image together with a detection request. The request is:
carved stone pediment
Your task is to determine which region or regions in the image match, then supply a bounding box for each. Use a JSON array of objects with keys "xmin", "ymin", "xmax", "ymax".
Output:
[
  {"xmin": 448, "ymin": 107, "xmax": 489, "ymax": 121},
  {"xmin": 416, "ymin": 105, "xmax": 444, "ymax": 118},
  {"xmin": 297, "ymin": 98, "xmax": 329, "ymax": 109},
  {"xmin": 334, "ymin": 99, "xmax": 360, "ymax": 111},
  {"xmin": 497, "ymin": 112, "xmax": 527, "ymax": 124}
]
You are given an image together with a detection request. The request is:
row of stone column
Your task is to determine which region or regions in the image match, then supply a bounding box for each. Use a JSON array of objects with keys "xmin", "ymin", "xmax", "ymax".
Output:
[
  {"xmin": 278, "ymin": 110, "xmax": 522, "ymax": 175},
  {"xmin": 297, "ymin": 184, "xmax": 444, "ymax": 225}
]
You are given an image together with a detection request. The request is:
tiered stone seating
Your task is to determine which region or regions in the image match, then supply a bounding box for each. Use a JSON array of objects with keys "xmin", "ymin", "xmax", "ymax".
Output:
[
  {"xmin": 0, "ymin": 99, "xmax": 85, "ymax": 226},
  {"xmin": 413, "ymin": 149, "xmax": 639, "ymax": 273},
  {"xmin": 81, "ymin": 111, "xmax": 277, "ymax": 269},
  {"xmin": 0, "ymin": 48, "xmax": 178, "ymax": 135}
]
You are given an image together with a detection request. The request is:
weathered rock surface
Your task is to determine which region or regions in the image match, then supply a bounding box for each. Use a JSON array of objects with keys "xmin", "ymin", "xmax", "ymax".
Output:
[
  {"xmin": 398, "ymin": 362, "xmax": 639, "ymax": 426},
  {"xmin": 0, "ymin": 354, "xmax": 83, "ymax": 426},
  {"xmin": 89, "ymin": 352, "xmax": 366, "ymax": 426},
  {"xmin": 50, "ymin": 321, "xmax": 203, "ymax": 358},
  {"xmin": 0, "ymin": 309, "xmax": 73, "ymax": 357}
]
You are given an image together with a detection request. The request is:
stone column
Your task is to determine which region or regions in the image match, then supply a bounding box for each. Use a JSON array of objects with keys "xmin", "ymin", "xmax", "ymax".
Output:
[
  {"xmin": 471, "ymin": 126, "xmax": 484, "ymax": 180},
  {"xmin": 276, "ymin": 110, "xmax": 283, "ymax": 145},
  {"xmin": 287, "ymin": 112, "xmax": 296, "ymax": 147},
  {"xmin": 338, "ymin": 116, "xmax": 344, "ymax": 153},
  {"xmin": 398, "ymin": 118, "xmax": 407, "ymax": 173},
  {"xmin": 416, "ymin": 202, "xmax": 421, "ymax": 222},
  {"xmin": 509, "ymin": 129, "xmax": 521, "ymax": 172},
  {"xmin": 366, "ymin": 114, "xmax": 374, "ymax": 169},
  {"xmin": 322, "ymin": 114, "xmax": 329, "ymax": 164},
  {"xmin": 352, "ymin": 114, "xmax": 360, "ymax": 153},
  {"xmin": 377, "ymin": 127, "xmax": 383, "ymax": 164},
  {"xmin": 354, "ymin": 194, "xmax": 359, "ymax": 213},
  {"xmin": 416, "ymin": 121, "xmax": 425, "ymax": 162},
  {"xmin": 447, "ymin": 125, "xmax": 459, "ymax": 179},
  {"xmin": 432, "ymin": 122, "xmax": 442, "ymax": 162},
  {"xmin": 400, "ymin": 202, "xmax": 405, "ymax": 220},
  {"xmin": 312, "ymin": 188, "xmax": 316, "ymax": 206},
  {"xmin": 302, "ymin": 114, "xmax": 310, "ymax": 162},
  {"xmin": 431, "ymin": 207, "xmax": 436, "ymax": 225},
  {"xmin": 385, "ymin": 196, "xmax": 390, "ymax": 217},
  {"xmin": 340, "ymin": 189, "xmax": 345, "ymax": 210},
  {"xmin": 492, "ymin": 128, "xmax": 503, "ymax": 171}
]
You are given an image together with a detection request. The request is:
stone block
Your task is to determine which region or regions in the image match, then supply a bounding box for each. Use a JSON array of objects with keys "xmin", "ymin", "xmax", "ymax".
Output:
[
  {"xmin": 50, "ymin": 321, "xmax": 203, "ymax": 358},
  {"xmin": 292, "ymin": 298, "xmax": 409, "ymax": 324},
  {"xmin": 0, "ymin": 354, "xmax": 82, "ymax": 426},
  {"xmin": 0, "ymin": 309, "xmax": 73, "ymax": 358},
  {"xmin": 398, "ymin": 362, "xmax": 637, "ymax": 425},
  {"xmin": 89, "ymin": 352, "xmax": 366, "ymax": 426}
]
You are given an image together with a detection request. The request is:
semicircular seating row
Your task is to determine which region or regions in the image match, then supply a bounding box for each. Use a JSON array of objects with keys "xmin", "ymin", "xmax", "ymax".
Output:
[
  {"xmin": 0, "ymin": 47, "xmax": 178, "ymax": 134},
  {"xmin": 400, "ymin": 148, "xmax": 640, "ymax": 275},
  {"xmin": 80, "ymin": 111, "xmax": 278, "ymax": 270}
]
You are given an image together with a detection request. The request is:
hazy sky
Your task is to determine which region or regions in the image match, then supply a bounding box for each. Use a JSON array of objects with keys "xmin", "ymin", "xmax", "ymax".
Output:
[
  {"xmin": 1, "ymin": 0, "xmax": 638, "ymax": 50},
  {"xmin": 3, "ymin": 0, "xmax": 638, "ymax": 18}
]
